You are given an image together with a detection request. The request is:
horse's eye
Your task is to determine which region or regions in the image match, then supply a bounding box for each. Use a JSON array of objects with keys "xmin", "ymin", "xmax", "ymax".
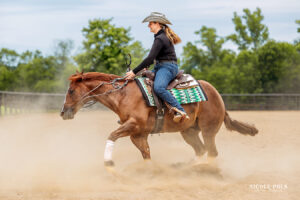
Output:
[{"xmin": 69, "ymin": 89, "xmax": 74, "ymax": 95}]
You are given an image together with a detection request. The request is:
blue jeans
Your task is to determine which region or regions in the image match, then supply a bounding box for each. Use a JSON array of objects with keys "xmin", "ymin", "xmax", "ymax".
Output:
[{"xmin": 153, "ymin": 62, "xmax": 185, "ymax": 112}]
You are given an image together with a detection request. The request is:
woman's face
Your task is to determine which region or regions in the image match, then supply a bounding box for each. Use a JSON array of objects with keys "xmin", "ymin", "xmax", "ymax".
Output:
[{"xmin": 148, "ymin": 22, "xmax": 161, "ymax": 34}]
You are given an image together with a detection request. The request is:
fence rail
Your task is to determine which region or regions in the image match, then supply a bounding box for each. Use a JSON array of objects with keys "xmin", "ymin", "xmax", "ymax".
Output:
[
  {"xmin": 222, "ymin": 93, "xmax": 300, "ymax": 110},
  {"xmin": 0, "ymin": 91, "xmax": 300, "ymax": 116},
  {"xmin": 0, "ymin": 91, "xmax": 65, "ymax": 116}
]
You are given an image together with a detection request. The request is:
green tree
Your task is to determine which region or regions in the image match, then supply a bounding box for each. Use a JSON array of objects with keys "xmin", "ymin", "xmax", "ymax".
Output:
[
  {"xmin": 16, "ymin": 51, "xmax": 57, "ymax": 92},
  {"xmin": 0, "ymin": 48, "xmax": 19, "ymax": 68},
  {"xmin": 0, "ymin": 66, "xmax": 15, "ymax": 91},
  {"xmin": 227, "ymin": 7, "xmax": 269, "ymax": 51},
  {"xmin": 256, "ymin": 40, "xmax": 299, "ymax": 93},
  {"xmin": 0, "ymin": 48, "xmax": 19, "ymax": 90},
  {"xmin": 53, "ymin": 40, "xmax": 74, "ymax": 72},
  {"xmin": 53, "ymin": 40, "xmax": 77, "ymax": 92},
  {"xmin": 180, "ymin": 42, "xmax": 205, "ymax": 74},
  {"xmin": 181, "ymin": 26, "xmax": 228, "ymax": 73},
  {"xmin": 181, "ymin": 26, "xmax": 235, "ymax": 92},
  {"xmin": 195, "ymin": 26, "xmax": 225, "ymax": 65},
  {"xmin": 296, "ymin": 20, "xmax": 300, "ymax": 33},
  {"xmin": 126, "ymin": 41, "xmax": 148, "ymax": 70},
  {"xmin": 75, "ymin": 18, "xmax": 133, "ymax": 75},
  {"xmin": 228, "ymin": 50, "xmax": 261, "ymax": 93}
]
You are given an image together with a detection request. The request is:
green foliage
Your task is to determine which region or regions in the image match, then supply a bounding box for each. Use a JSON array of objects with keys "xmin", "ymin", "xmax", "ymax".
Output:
[
  {"xmin": 126, "ymin": 41, "xmax": 148, "ymax": 70},
  {"xmin": 182, "ymin": 8, "xmax": 299, "ymax": 94},
  {"xmin": 0, "ymin": 48, "xmax": 19, "ymax": 68},
  {"xmin": 181, "ymin": 42, "xmax": 205, "ymax": 74},
  {"xmin": 195, "ymin": 26, "xmax": 225, "ymax": 65},
  {"xmin": 0, "ymin": 40, "xmax": 77, "ymax": 93},
  {"xmin": 296, "ymin": 20, "xmax": 300, "ymax": 33},
  {"xmin": 0, "ymin": 65, "xmax": 15, "ymax": 91},
  {"xmin": 227, "ymin": 8, "xmax": 269, "ymax": 50},
  {"xmin": 0, "ymin": 10, "xmax": 299, "ymax": 95},
  {"xmin": 75, "ymin": 18, "xmax": 133, "ymax": 75},
  {"xmin": 228, "ymin": 50, "xmax": 261, "ymax": 93},
  {"xmin": 52, "ymin": 40, "xmax": 77, "ymax": 92},
  {"xmin": 0, "ymin": 19, "xmax": 146, "ymax": 92},
  {"xmin": 0, "ymin": 49, "xmax": 19, "ymax": 90},
  {"xmin": 16, "ymin": 53, "xmax": 57, "ymax": 92},
  {"xmin": 256, "ymin": 41, "xmax": 300, "ymax": 93},
  {"xmin": 75, "ymin": 19, "xmax": 146, "ymax": 75},
  {"xmin": 181, "ymin": 26, "xmax": 236, "ymax": 93}
]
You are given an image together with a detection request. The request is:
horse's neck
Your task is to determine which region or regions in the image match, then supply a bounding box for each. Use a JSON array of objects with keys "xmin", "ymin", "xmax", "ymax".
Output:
[
  {"xmin": 89, "ymin": 81, "xmax": 125, "ymax": 115},
  {"xmin": 90, "ymin": 80, "xmax": 141, "ymax": 123},
  {"xmin": 101, "ymin": 92, "xmax": 121, "ymax": 114}
]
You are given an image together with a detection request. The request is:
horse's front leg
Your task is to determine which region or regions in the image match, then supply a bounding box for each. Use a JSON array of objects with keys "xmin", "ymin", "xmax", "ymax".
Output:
[
  {"xmin": 104, "ymin": 118, "xmax": 138, "ymax": 167},
  {"xmin": 130, "ymin": 134, "xmax": 150, "ymax": 160}
]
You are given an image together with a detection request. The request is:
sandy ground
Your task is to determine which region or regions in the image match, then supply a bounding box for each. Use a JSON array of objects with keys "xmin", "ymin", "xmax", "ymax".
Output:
[{"xmin": 0, "ymin": 110, "xmax": 299, "ymax": 200}]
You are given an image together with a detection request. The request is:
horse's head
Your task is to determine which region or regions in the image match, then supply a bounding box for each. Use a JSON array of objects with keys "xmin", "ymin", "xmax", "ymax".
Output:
[
  {"xmin": 60, "ymin": 72, "xmax": 122, "ymax": 120},
  {"xmin": 60, "ymin": 72, "xmax": 90, "ymax": 120}
]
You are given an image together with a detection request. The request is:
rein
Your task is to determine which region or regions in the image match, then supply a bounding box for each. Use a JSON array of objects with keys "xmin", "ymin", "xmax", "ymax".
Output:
[{"xmin": 78, "ymin": 77, "xmax": 129, "ymax": 108}]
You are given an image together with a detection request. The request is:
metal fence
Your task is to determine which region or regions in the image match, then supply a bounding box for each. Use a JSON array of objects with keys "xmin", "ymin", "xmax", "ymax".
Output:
[
  {"xmin": 222, "ymin": 93, "xmax": 300, "ymax": 110},
  {"xmin": 0, "ymin": 91, "xmax": 65, "ymax": 116},
  {"xmin": 0, "ymin": 91, "xmax": 300, "ymax": 116}
]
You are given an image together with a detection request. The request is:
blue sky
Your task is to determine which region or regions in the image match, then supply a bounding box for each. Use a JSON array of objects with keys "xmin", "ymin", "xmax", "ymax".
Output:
[{"xmin": 0, "ymin": 0, "xmax": 299, "ymax": 57}]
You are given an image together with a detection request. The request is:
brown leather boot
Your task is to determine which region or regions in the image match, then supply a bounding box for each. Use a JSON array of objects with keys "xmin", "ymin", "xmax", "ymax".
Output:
[{"xmin": 170, "ymin": 107, "xmax": 190, "ymax": 123}]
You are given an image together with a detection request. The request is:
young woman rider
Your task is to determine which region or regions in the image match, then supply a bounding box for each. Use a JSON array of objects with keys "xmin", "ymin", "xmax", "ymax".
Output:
[{"xmin": 125, "ymin": 12, "xmax": 189, "ymax": 123}]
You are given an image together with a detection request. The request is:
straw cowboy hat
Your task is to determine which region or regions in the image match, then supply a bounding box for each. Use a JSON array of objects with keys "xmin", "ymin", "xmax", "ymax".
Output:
[{"xmin": 142, "ymin": 12, "xmax": 172, "ymax": 25}]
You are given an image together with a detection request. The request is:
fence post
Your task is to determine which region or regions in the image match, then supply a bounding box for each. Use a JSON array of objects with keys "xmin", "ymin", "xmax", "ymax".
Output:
[{"xmin": 4, "ymin": 93, "xmax": 7, "ymax": 115}]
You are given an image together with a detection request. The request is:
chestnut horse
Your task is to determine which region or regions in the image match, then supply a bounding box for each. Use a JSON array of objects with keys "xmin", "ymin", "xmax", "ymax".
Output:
[{"xmin": 60, "ymin": 72, "xmax": 258, "ymax": 167}]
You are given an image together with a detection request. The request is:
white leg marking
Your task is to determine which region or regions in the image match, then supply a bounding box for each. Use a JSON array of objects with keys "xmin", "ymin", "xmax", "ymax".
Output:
[{"xmin": 104, "ymin": 140, "xmax": 115, "ymax": 161}]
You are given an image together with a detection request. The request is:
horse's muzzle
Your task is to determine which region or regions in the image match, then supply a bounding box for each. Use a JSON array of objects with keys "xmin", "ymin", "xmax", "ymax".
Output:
[{"xmin": 60, "ymin": 107, "xmax": 74, "ymax": 120}]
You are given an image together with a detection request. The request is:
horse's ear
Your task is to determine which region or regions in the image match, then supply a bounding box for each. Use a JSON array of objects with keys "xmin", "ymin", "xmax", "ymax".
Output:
[
  {"xmin": 81, "ymin": 69, "xmax": 84, "ymax": 75},
  {"xmin": 76, "ymin": 70, "xmax": 79, "ymax": 74}
]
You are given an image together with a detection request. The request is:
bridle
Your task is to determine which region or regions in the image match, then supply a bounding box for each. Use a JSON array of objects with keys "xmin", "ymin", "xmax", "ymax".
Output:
[
  {"xmin": 77, "ymin": 77, "xmax": 129, "ymax": 108},
  {"xmin": 68, "ymin": 53, "xmax": 132, "ymax": 109}
]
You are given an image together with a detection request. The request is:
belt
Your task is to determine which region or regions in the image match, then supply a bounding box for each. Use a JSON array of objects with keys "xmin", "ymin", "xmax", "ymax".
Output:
[{"xmin": 156, "ymin": 60, "xmax": 177, "ymax": 64}]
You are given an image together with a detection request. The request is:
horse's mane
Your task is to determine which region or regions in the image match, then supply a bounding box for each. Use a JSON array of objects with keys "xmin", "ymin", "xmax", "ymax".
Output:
[{"xmin": 69, "ymin": 72, "xmax": 121, "ymax": 82}]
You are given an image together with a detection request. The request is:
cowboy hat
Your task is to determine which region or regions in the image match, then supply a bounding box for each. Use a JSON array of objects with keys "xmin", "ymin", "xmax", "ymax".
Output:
[{"xmin": 142, "ymin": 12, "xmax": 172, "ymax": 25}]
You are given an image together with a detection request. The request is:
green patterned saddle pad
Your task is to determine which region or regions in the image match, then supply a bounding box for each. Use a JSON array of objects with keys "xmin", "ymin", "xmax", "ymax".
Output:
[{"xmin": 135, "ymin": 77, "xmax": 208, "ymax": 107}]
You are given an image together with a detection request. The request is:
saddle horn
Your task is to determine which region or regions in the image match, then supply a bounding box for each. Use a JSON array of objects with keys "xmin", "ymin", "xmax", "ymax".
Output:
[{"xmin": 125, "ymin": 53, "xmax": 132, "ymax": 72}]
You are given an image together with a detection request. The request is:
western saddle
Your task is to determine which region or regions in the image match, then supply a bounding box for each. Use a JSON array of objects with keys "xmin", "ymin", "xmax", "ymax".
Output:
[
  {"xmin": 140, "ymin": 70, "xmax": 199, "ymax": 90},
  {"xmin": 139, "ymin": 69, "xmax": 198, "ymax": 133}
]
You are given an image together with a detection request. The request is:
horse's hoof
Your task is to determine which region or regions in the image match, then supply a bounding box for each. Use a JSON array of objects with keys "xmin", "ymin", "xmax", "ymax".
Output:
[
  {"xmin": 191, "ymin": 156, "xmax": 207, "ymax": 166},
  {"xmin": 207, "ymin": 156, "xmax": 218, "ymax": 167},
  {"xmin": 104, "ymin": 160, "xmax": 115, "ymax": 167}
]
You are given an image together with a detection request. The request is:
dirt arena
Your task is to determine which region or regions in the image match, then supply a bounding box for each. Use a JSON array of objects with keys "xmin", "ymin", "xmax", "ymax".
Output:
[{"xmin": 0, "ymin": 110, "xmax": 299, "ymax": 200}]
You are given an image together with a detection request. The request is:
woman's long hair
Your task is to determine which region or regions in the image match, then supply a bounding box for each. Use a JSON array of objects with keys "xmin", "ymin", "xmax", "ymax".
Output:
[{"xmin": 160, "ymin": 24, "xmax": 181, "ymax": 45}]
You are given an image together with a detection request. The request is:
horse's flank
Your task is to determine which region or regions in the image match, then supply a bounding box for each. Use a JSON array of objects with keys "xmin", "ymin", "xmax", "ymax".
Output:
[{"xmin": 69, "ymin": 72, "xmax": 122, "ymax": 82}]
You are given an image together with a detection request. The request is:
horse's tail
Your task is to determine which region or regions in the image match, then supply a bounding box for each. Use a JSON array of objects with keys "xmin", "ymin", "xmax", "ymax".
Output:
[{"xmin": 224, "ymin": 111, "xmax": 258, "ymax": 136}]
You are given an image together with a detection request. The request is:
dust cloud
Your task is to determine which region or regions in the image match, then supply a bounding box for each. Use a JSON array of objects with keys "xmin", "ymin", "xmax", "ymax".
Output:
[{"xmin": 0, "ymin": 111, "xmax": 299, "ymax": 200}]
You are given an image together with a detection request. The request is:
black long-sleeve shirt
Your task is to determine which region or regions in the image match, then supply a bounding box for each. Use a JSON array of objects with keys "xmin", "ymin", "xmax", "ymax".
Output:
[{"xmin": 132, "ymin": 29, "xmax": 177, "ymax": 74}]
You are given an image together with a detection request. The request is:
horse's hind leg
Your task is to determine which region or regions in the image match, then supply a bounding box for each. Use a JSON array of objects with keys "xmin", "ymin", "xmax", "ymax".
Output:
[
  {"xmin": 130, "ymin": 134, "xmax": 151, "ymax": 159},
  {"xmin": 180, "ymin": 127, "xmax": 206, "ymax": 159},
  {"xmin": 202, "ymin": 128, "xmax": 219, "ymax": 162}
]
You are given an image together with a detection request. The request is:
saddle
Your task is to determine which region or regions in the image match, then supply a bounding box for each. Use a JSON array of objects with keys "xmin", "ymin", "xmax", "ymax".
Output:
[
  {"xmin": 141, "ymin": 70, "xmax": 199, "ymax": 90},
  {"xmin": 138, "ymin": 70, "xmax": 201, "ymax": 133}
]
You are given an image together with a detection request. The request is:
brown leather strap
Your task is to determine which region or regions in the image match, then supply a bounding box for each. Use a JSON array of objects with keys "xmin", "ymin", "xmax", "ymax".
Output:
[{"xmin": 151, "ymin": 85, "xmax": 164, "ymax": 134}]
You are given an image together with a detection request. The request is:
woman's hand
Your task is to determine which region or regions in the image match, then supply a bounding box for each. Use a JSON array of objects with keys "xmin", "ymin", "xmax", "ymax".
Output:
[{"xmin": 125, "ymin": 70, "xmax": 136, "ymax": 80}]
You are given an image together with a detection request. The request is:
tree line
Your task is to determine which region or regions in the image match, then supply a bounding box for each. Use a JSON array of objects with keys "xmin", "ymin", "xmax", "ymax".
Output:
[{"xmin": 0, "ymin": 8, "xmax": 299, "ymax": 94}]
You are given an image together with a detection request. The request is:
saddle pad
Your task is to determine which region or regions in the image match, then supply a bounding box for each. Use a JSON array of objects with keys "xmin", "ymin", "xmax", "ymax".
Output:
[{"xmin": 135, "ymin": 77, "xmax": 208, "ymax": 107}]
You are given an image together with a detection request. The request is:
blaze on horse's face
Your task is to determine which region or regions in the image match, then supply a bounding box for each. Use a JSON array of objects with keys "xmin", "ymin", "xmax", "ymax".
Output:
[{"xmin": 60, "ymin": 81, "xmax": 88, "ymax": 120}]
